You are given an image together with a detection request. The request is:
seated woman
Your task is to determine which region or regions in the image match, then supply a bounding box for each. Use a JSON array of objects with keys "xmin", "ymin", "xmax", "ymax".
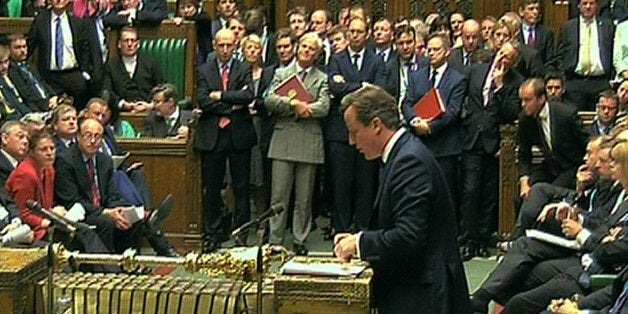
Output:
[{"xmin": 5, "ymin": 130, "xmax": 115, "ymax": 271}]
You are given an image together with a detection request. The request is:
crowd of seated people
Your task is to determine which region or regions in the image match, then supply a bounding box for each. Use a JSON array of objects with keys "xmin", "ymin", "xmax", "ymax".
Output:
[{"xmin": 3, "ymin": 0, "xmax": 628, "ymax": 300}]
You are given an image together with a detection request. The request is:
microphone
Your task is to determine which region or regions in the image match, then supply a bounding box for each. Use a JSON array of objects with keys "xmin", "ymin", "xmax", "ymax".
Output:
[
  {"xmin": 26, "ymin": 199, "xmax": 76, "ymax": 234},
  {"xmin": 231, "ymin": 205, "xmax": 284, "ymax": 237}
]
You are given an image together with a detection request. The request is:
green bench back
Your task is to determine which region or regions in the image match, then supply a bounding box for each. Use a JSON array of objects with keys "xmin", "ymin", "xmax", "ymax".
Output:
[{"xmin": 139, "ymin": 38, "xmax": 188, "ymax": 99}]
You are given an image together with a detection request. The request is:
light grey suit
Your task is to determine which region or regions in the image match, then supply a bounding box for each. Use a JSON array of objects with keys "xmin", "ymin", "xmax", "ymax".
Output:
[{"xmin": 264, "ymin": 63, "xmax": 330, "ymax": 245}]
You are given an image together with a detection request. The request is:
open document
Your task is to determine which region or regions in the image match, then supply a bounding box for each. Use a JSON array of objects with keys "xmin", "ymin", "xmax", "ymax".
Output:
[
  {"xmin": 280, "ymin": 260, "xmax": 366, "ymax": 277},
  {"xmin": 526, "ymin": 229, "xmax": 581, "ymax": 250}
]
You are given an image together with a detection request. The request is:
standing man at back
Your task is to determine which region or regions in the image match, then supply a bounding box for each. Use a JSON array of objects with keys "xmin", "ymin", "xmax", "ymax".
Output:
[{"xmin": 326, "ymin": 17, "xmax": 386, "ymax": 237}]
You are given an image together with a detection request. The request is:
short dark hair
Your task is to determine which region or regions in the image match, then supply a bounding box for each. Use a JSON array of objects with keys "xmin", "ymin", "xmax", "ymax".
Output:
[
  {"xmin": 274, "ymin": 27, "xmax": 295, "ymax": 44},
  {"xmin": 151, "ymin": 83, "xmax": 178, "ymax": 102},
  {"xmin": 394, "ymin": 25, "xmax": 416, "ymax": 41},
  {"xmin": 328, "ymin": 24, "xmax": 349, "ymax": 37},
  {"xmin": 427, "ymin": 33, "xmax": 451, "ymax": 50},
  {"xmin": 341, "ymin": 85, "xmax": 399, "ymax": 130},
  {"xmin": 544, "ymin": 72, "xmax": 566, "ymax": 86},
  {"xmin": 599, "ymin": 89, "xmax": 620, "ymax": 106},
  {"xmin": 287, "ymin": 6, "xmax": 308, "ymax": 22},
  {"xmin": 519, "ymin": 0, "xmax": 541, "ymax": 9}
]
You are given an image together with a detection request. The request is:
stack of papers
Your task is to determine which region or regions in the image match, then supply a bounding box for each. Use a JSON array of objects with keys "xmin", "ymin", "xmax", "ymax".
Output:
[
  {"xmin": 526, "ymin": 229, "xmax": 581, "ymax": 250},
  {"xmin": 64, "ymin": 203, "xmax": 86, "ymax": 222},
  {"xmin": 280, "ymin": 260, "xmax": 366, "ymax": 277},
  {"xmin": 122, "ymin": 206, "xmax": 145, "ymax": 224}
]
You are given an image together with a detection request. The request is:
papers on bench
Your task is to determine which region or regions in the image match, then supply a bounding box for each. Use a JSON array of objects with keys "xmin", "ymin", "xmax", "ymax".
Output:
[
  {"xmin": 526, "ymin": 229, "xmax": 581, "ymax": 250},
  {"xmin": 280, "ymin": 259, "xmax": 366, "ymax": 277},
  {"xmin": 64, "ymin": 203, "xmax": 86, "ymax": 222},
  {"xmin": 122, "ymin": 206, "xmax": 145, "ymax": 224},
  {"xmin": 0, "ymin": 205, "xmax": 8, "ymax": 221},
  {"xmin": 112, "ymin": 152, "xmax": 131, "ymax": 170}
]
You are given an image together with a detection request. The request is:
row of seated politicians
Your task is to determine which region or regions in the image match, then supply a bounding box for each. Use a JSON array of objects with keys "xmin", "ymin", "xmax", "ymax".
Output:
[
  {"xmin": 0, "ymin": 0, "xmax": 627, "ymax": 256},
  {"xmin": 0, "ymin": 94, "xmax": 187, "ymax": 273},
  {"xmin": 469, "ymin": 118, "xmax": 628, "ymax": 313}
]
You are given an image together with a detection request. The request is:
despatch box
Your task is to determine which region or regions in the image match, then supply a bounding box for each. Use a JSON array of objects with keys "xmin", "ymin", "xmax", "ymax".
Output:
[
  {"xmin": 273, "ymin": 257, "xmax": 373, "ymax": 314},
  {"xmin": 0, "ymin": 248, "xmax": 47, "ymax": 314}
]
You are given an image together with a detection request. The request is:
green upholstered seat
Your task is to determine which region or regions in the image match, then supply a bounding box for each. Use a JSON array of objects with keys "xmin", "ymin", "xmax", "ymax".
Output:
[
  {"xmin": 139, "ymin": 38, "xmax": 187, "ymax": 100},
  {"xmin": 590, "ymin": 274, "xmax": 617, "ymax": 290}
]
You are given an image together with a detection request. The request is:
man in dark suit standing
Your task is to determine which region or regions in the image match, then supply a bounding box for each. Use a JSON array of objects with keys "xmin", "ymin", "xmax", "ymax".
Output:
[
  {"xmin": 372, "ymin": 18, "xmax": 397, "ymax": 65},
  {"xmin": 518, "ymin": 0, "xmax": 557, "ymax": 73},
  {"xmin": 335, "ymin": 85, "xmax": 471, "ymax": 314},
  {"xmin": 385, "ymin": 25, "xmax": 428, "ymax": 104},
  {"xmin": 194, "ymin": 29, "xmax": 256, "ymax": 253},
  {"xmin": 326, "ymin": 17, "xmax": 386, "ymax": 235},
  {"xmin": 569, "ymin": 0, "xmax": 628, "ymax": 24},
  {"xmin": 402, "ymin": 33, "xmax": 466, "ymax": 210},
  {"xmin": 517, "ymin": 78, "xmax": 589, "ymax": 202},
  {"xmin": 449, "ymin": 19, "xmax": 481, "ymax": 75},
  {"xmin": 310, "ymin": 9, "xmax": 333, "ymax": 70},
  {"xmin": 27, "ymin": 0, "xmax": 94, "ymax": 110},
  {"xmin": 459, "ymin": 41, "xmax": 524, "ymax": 260},
  {"xmin": 243, "ymin": 8, "xmax": 277, "ymax": 68},
  {"xmin": 144, "ymin": 83, "xmax": 192, "ymax": 138},
  {"xmin": 7, "ymin": 34, "xmax": 57, "ymax": 112},
  {"xmin": 102, "ymin": 0, "xmax": 167, "ymax": 29},
  {"xmin": 559, "ymin": 0, "xmax": 615, "ymax": 111},
  {"xmin": 103, "ymin": 26, "xmax": 165, "ymax": 113}
]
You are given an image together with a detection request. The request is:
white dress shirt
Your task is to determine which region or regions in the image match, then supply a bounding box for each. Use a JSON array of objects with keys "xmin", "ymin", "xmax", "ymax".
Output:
[{"xmin": 49, "ymin": 11, "xmax": 78, "ymax": 70}]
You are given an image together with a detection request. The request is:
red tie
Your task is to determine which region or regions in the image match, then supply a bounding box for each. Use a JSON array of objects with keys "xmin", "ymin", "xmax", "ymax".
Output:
[
  {"xmin": 219, "ymin": 63, "xmax": 231, "ymax": 129},
  {"xmin": 86, "ymin": 159, "xmax": 101, "ymax": 207},
  {"xmin": 221, "ymin": 63, "xmax": 230, "ymax": 91},
  {"xmin": 527, "ymin": 27, "xmax": 536, "ymax": 49}
]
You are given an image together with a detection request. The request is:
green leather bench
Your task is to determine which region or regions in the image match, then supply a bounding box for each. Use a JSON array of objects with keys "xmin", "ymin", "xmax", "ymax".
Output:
[{"xmin": 139, "ymin": 38, "xmax": 187, "ymax": 101}]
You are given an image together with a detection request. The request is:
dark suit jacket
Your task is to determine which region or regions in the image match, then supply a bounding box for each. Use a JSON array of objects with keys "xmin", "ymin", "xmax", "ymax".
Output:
[
  {"xmin": 578, "ymin": 264, "xmax": 628, "ymax": 311},
  {"xmin": 448, "ymin": 47, "xmax": 474, "ymax": 75},
  {"xmin": 518, "ymin": 23, "xmax": 557, "ymax": 72},
  {"xmin": 384, "ymin": 55, "xmax": 428, "ymax": 101},
  {"xmin": 187, "ymin": 12, "xmax": 212, "ymax": 64},
  {"xmin": 210, "ymin": 19, "xmax": 224, "ymax": 41},
  {"xmin": 460, "ymin": 63, "xmax": 524, "ymax": 155},
  {"xmin": 558, "ymin": 17, "xmax": 615, "ymax": 79},
  {"xmin": 517, "ymin": 44, "xmax": 545, "ymax": 78},
  {"xmin": 256, "ymin": 65, "xmax": 278, "ymax": 153},
  {"xmin": 325, "ymin": 49, "xmax": 387, "ymax": 142},
  {"xmin": 8, "ymin": 60, "xmax": 54, "ymax": 112},
  {"xmin": 569, "ymin": 0, "xmax": 628, "ymax": 23},
  {"xmin": 54, "ymin": 144, "xmax": 127, "ymax": 217},
  {"xmin": 27, "ymin": 10, "xmax": 93, "ymax": 79},
  {"xmin": 402, "ymin": 64, "xmax": 466, "ymax": 157},
  {"xmin": 103, "ymin": 54, "xmax": 165, "ymax": 102},
  {"xmin": 143, "ymin": 109, "xmax": 193, "ymax": 138},
  {"xmin": 53, "ymin": 136, "xmax": 72, "ymax": 157},
  {"xmin": 102, "ymin": 0, "xmax": 167, "ymax": 28},
  {"xmin": 262, "ymin": 31, "xmax": 278, "ymax": 68},
  {"xmin": 589, "ymin": 119, "xmax": 616, "ymax": 136},
  {"xmin": 193, "ymin": 55, "xmax": 256, "ymax": 152},
  {"xmin": 360, "ymin": 131, "xmax": 471, "ymax": 314},
  {"xmin": 517, "ymin": 102, "xmax": 589, "ymax": 181}
]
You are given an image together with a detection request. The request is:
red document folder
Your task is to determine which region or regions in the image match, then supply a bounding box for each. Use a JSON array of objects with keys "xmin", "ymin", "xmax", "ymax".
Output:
[
  {"xmin": 413, "ymin": 88, "xmax": 445, "ymax": 121},
  {"xmin": 273, "ymin": 75, "xmax": 313, "ymax": 103}
]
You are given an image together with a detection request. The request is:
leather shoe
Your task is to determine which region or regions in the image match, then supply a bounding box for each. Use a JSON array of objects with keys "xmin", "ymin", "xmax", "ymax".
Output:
[
  {"xmin": 202, "ymin": 238, "xmax": 219, "ymax": 254},
  {"xmin": 460, "ymin": 244, "xmax": 476, "ymax": 262},
  {"xmin": 165, "ymin": 247, "xmax": 181, "ymax": 258},
  {"xmin": 293, "ymin": 243, "xmax": 308, "ymax": 256},
  {"xmin": 149, "ymin": 194, "xmax": 174, "ymax": 228}
]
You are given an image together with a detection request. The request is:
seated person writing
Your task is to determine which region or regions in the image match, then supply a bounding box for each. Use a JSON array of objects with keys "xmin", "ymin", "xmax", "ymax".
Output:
[{"xmin": 143, "ymin": 84, "xmax": 192, "ymax": 139}]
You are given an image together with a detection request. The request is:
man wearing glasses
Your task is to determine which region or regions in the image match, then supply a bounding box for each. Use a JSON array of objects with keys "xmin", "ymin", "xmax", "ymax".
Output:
[{"xmin": 590, "ymin": 90, "xmax": 620, "ymax": 136}]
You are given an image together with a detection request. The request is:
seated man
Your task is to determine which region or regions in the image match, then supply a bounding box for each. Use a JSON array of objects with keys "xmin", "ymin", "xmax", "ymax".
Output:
[
  {"xmin": 589, "ymin": 90, "xmax": 619, "ymax": 136},
  {"xmin": 0, "ymin": 44, "xmax": 31, "ymax": 123},
  {"xmin": 7, "ymin": 34, "xmax": 59, "ymax": 112},
  {"xmin": 102, "ymin": 0, "xmax": 167, "ymax": 29},
  {"xmin": 51, "ymin": 104, "xmax": 78, "ymax": 155},
  {"xmin": 143, "ymin": 84, "xmax": 193, "ymax": 139},
  {"xmin": 54, "ymin": 118, "xmax": 178, "ymax": 256},
  {"xmin": 103, "ymin": 27, "xmax": 165, "ymax": 113}
]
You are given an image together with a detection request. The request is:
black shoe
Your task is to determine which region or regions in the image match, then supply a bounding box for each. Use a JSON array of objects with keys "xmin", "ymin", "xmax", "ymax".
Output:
[
  {"xmin": 322, "ymin": 228, "xmax": 335, "ymax": 241},
  {"xmin": 293, "ymin": 243, "xmax": 308, "ymax": 256},
  {"xmin": 165, "ymin": 247, "xmax": 181, "ymax": 258},
  {"xmin": 202, "ymin": 239, "xmax": 219, "ymax": 254},
  {"xmin": 149, "ymin": 194, "xmax": 174, "ymax": 228},
  {"xmin": 470, "ymin": 291, "xmax": 490, "ymax": 313},
  {"xmin": 460, "ymin": 244, "xmax": 476, "ymax": 262}
]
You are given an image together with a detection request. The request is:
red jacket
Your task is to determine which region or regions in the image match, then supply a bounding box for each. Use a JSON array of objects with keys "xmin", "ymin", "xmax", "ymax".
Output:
[{"xmin": 6, "ymin": 157, "xmax": 55, "ymax": 240}]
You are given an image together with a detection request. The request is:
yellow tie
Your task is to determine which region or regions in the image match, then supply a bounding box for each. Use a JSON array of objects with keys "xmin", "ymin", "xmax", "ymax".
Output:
[{"xmin": 582, "ymin": 21, "xmax": 592, "ymax": 75}]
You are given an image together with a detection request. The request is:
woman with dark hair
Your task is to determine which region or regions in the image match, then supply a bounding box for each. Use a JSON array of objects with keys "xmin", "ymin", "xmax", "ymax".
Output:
[
  {"xmin": 99, "ymin": 91, "xmax": 137, "ymax": 138},
  {"xmin": 427, "ymin": 15, "xmax": 453, "ymax": 46}
]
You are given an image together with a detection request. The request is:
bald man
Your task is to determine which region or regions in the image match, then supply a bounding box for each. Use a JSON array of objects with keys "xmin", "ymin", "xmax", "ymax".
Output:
[
  {"xmin": 193, "ymin": 29, "xmax": 256, "ymax": 253},
  {"xmin": 449, "ymin": 19, "xmax": 481, "ymax": 74}
]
